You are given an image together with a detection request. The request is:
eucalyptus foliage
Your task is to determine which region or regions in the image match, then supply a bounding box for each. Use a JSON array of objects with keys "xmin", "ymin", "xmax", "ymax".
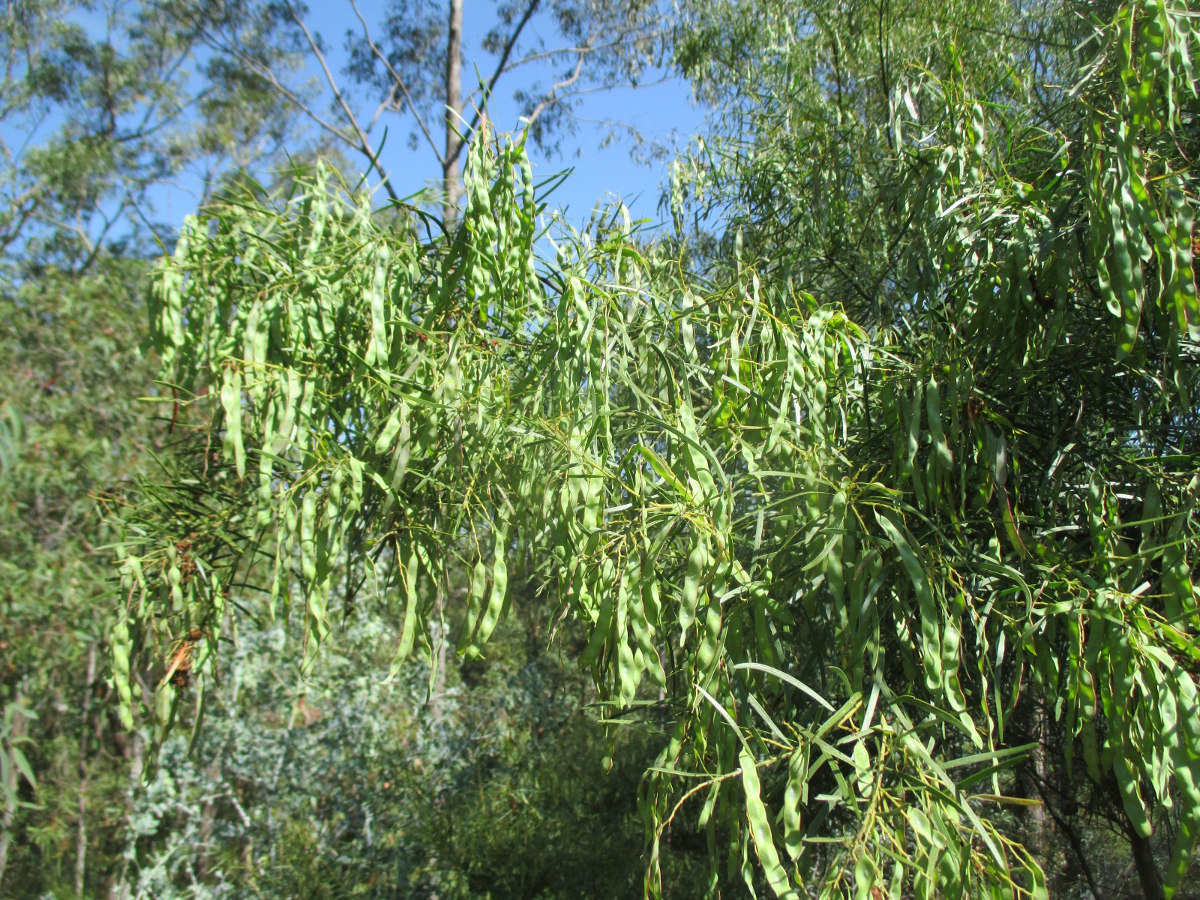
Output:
[
  {"xmin": 117, "ymin": 609, "xmax": 672, "ymax": 899},
  {"xmin": 0, "ymin": 3, "xmax": 324, "ymax": 890},
  {"xmin": 117, "ymin": 1, "xmax": 1200, "ymax": 896}
]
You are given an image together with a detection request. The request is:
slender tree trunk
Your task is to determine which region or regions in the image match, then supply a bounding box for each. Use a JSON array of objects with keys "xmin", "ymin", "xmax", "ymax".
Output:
[
  {"xmin": 1012, "ymin": 703, "xmax": 1050, "ymax": 859},
  {"xmin": 196, "ymin": 759, "xmax": 220, "ymax": 883},
  {"xmin": 1130, "ymin": 828, "xmax": 1165, "ymax": 900},
  {"xmin": 1038, "ymin": 779, "xmax": 1102, "ymax": 898},
  {"xmin": 434, "ymin": 600, "xmax": 449, "ymax": 720},
  {"xmin": 1026, "ymin": 705, "xmax": 1050, "ymax": 851},
  {"xmin": 109, "ymin": 691, "xmax": 145, "ymax": 900},
  {"xmin": 75, "ymin": 643, "xmax": 97, "ymax": 897},
  {"xmin": 0, "ymin": 686, "xmax": 29, "ymax": 891},
  {"xmin": 428, "ymin": 591, "xmax": 449, "ymax": 725},
  {"xmin": 443, "ymin": 0, "xmax": 464, "ymax": 225}
]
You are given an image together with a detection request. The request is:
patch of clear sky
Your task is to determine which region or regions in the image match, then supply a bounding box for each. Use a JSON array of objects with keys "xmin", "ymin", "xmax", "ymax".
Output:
[
  {"xmin": 303, "ymin": 2, "xmax": 707, "ymax": 232},
  {"xmin": 4, "ymin": 3, "xmax": 706, "ymax": 248}
]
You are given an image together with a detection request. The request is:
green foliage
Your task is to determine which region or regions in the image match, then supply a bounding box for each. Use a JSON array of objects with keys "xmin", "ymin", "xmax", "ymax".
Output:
[
  {"xmin": 0, "ymin": 256, "xmax": 160, "ymax": 894},
  {"xmin": 118, "ymin": 2, "xmax": 1200, "ymax": 896},
  {"xmin": 0, "ymin": 0, "xmax": 304, "ymax": 272},
  {"xmin": 1, "ymin": 2, "xmax": 683, "ymax": 894},
  {"xmin": 111, "ymin": 599, "xmax": 711, "ymax": 898},
  {"xmin": 0, "ymin": 3, "xmax": 324, "ymax": 892},
  {"xmin": 675, "ymin": 0, "xmax": 1200, "ymax": 893}
]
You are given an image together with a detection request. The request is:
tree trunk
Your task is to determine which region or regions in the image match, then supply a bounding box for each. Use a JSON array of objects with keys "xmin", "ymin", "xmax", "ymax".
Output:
[
  {"xmin": 443, "ymin": 0, "xmax": 464, "ymax": 225},
  {"xmin": 196, "ymin": 759, "xmax": 220, "ymax": 883},
  {"xmin": 429, "ymin": 594, "xmax": 449, "ymax": 725},
  {"xmin": 0, "ymin": 686, "xmax": 29, "ymax": 892},
  {"xmin": 108, "ymin": 714, "xmax": 144, "ymax": 900},
  {"xmin": 1130, "ymin": 828, "xmax": 1165, "ymax": 900},
  {"xmin": 1025, "ymin": 704, "xmax": 1050, "ymax": 853},
  {"xmin": 75, "ymin": 643, "xmax": 97, "ymax": 897}
]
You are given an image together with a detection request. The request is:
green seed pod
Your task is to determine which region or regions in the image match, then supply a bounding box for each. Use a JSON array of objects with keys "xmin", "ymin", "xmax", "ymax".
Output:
[
  {"xmin": 111, "ymin": 618, "xmax": 134, "ymax": 730},
  {"xmin": 473, "ymin": 520, "xmax": 510, "ymax": 651},
  {"xmin": 679, "ymin": 535, "xmax": 708, "ymax": 642},
  {"xmin": 1114, "ymin": 748, "xmax": 1152, "ymax": 838},
  {"xmin": 739, "ymin": 746, "xmax": 792, "ymax": 897},
  {"xmin": 329, "ymin": 465, "xmax": 344, "ymax": 507},
  {"xmin": 220, "ymin": 368, "xmax": 246, "ymax": 477}
]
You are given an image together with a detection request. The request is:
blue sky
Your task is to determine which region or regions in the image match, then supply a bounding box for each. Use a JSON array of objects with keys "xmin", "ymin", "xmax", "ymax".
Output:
[
  {"xmin": 300, "ymin": 2, "xmax": 708, "ymax": 231},
  {"xmin": 3, "ymin": 2, "xmax": 707, "ymax": 250}
]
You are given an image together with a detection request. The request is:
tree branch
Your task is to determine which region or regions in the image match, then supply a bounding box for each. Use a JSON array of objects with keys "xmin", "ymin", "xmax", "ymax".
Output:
[
  {"xmin": 524, "ymin": 34, "xmax": 595, "ymax": 129},
  {"xmin": 73, "ymin": 644, "xmax": 97, "ymax": 899},
  {"xmin": 349, "ymin": 0, "xmax": 444, "ymax": 165},
  {"xmin": 191, "ymin": 27, "xmax": 357, "ymax": 152},
  {"xmin": 1036, "ymin": 782, "xmax": 1103, "ymax": 900},
  {"xmin": 174, "ymin": 4, "xmax": 393, "ymax": 198},
  {"xmin": 459, "ymin": 0, "xmax": 541, "ymax": 157},
  {"xmin": 286, "ymin": 4, "xmax": 399, "ymax": 202},
  {"xmin": 466, "ymin": 30, "xmax": 663, "ymax": 89}
]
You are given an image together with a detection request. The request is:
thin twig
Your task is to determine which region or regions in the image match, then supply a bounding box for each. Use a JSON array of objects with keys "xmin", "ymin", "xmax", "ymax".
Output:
[
  {"xmin": 469, "ymin": 31, "xmax": 662, "ymax": 82},
  {"xmin": 660, "ymin": 767, "xmax": 743, "ymax": 831},
  {"xmin": 210, "ymin": 39, "xmax": 355, "ymax": 147},
  {"xmin": 286, "ymin": 4, "xmax": 399, "ymax": 201},
  {"xmin": 525, "ymin": 35, "xmax": 595, "ymax": 127},
  {"xmin": 349, "ymin": 0, "xmax": 444, "ymax": 164}
]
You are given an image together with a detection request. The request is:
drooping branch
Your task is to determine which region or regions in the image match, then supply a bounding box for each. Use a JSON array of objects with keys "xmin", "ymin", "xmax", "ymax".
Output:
[{"xmin": 173, "ymin": 2, "xmax": 400, "ymax": 202}]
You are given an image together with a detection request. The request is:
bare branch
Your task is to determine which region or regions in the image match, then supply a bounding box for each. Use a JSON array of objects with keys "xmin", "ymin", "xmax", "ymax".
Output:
[
  {"xmin": 233, "ymin": 58, "xmax": 354, "ymax": 147},
  {"xmin": 181, "ymin": 15, "xmax": 359, "ymax": 153},
  {"xmin": 525, "ymin": 34, "xmax": 595, "ymax": 128},
  {"xmin": 459, "ymin": 0, "xmax": 541, "ymax": 157},
  {"xmin": 74, "ymin": 200, "xmax": 128, "ymax": 274},
  {"xmin": 540, "ymin": 72, "xmax": 674, "ymax": 141},
  {"xmin": 467, "ymin": 30, "xmax": 665, "ymax": 88},
  {"xmin": 0, "ymin": 189, "xmax": 39, "ymax": 254},
  {"xmin": 368, "ymin": 82, "xmax": 399, "ymax": 132},
  {"xmin": 349, "ymin": 0, "xmax": 444, "ymax": 165},
  {"xmin": 286, "ymin": 4, "xmax": 399, "ymax": 202},
  {"xmin": 550, "ymin": 71, "xmax": 673, "ymax": 111}
]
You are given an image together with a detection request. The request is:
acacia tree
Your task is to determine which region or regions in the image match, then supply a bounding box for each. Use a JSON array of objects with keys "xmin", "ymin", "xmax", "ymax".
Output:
[
  {"xmin": 116, "ymin": 0, "xmax": 1199, "ymax": 897},
  {"xmin": 0, "ymin": 2, "xmax": 679, "ymax": 894},
  {"xmin": 670, "ymin": 0, "xmax": 1200, "ymax": 891}
]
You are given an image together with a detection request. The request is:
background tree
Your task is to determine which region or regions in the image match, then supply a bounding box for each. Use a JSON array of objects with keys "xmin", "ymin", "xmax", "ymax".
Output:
[
  {"xmin": 0, "ymin": 1, "xmax": 313, "ymax": 891},
  {"xmin": 172, "ymin": 0, "xmax": 668, "ymax": 222},
  {"xmin": 0, "ymin": 0, "xmax": 306, "ymax": 269}
]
